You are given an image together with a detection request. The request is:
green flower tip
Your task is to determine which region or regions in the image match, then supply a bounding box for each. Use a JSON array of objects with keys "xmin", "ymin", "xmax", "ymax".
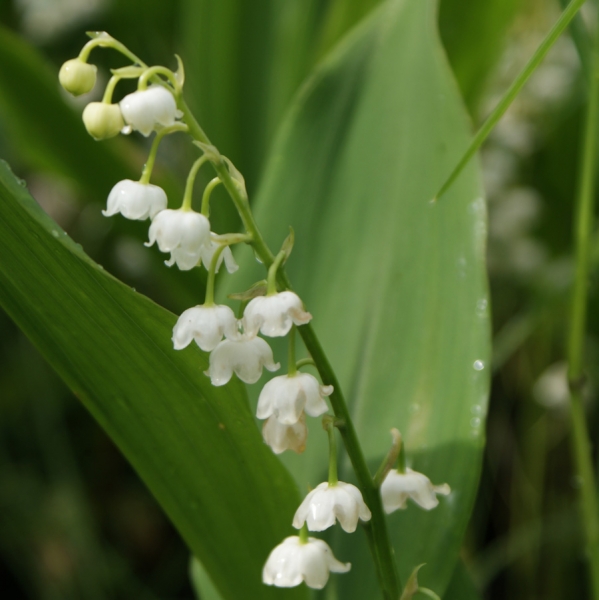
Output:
[
  {"xmin": 82, "ymin": 102, "xmax": 124, "ymax": 140},
  {"xmin": 59, "ymin": 58, "xmax": 97, "ymax": 96}
]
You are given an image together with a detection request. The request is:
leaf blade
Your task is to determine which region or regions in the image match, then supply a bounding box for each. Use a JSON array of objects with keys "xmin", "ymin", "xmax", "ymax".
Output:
[{"xmin": 0, "ymin": 161, "xmax": 306, "ymax": 600}]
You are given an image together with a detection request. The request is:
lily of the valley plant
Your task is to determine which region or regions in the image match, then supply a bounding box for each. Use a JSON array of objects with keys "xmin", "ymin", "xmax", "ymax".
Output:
[{"xmin": 58, "ymin": 32, "xmax": 450, "ymax": 598}]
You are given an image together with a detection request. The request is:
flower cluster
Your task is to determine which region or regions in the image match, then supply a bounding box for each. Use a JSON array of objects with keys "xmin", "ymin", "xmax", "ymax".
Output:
[{"xmin": 59, "ymin": 36, "xmax": 452, "ymax": 595}]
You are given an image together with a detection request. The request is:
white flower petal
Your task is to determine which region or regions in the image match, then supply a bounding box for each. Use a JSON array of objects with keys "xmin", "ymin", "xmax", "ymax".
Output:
[
  {"xmin": 243, "ymin": 291, "xmax": 312, "ymax": 337},
  {"xmin": 103, "ymin": 180, "xmax": 167, "ymax": 221},
  {"xmin": 262, "ymin": 413, "xmax": 306, "ymax": 454},
  {"xmin": 172, "ymin": 304, "xmax": 239, "ymax": 352},
  {"xmin": 293, "ymin": 481, "xmax": 371, "ymax": 533},
  {"xmin": 381, "ymin": 468, "xmax": 450, "ymax": 513},
  {"xmin": 262, "ymin": 536, "xmax": 350, "ymax": 590},
  {"xmin": 200, "ymin": 241, "xmax": 239, "ymax": 274},
  {"xmin": 120, "ymin": 86, "xmax": 178, "ymax": 136},
  {"xmin": 256, "ymin": 372, "xmax": 329, "ymax": 424},
  {"xmin": 206, "ymin": 336, "xmax": 279, "ymax": 386},
  {"xmin": 147, "ymin": 209, "xmax": 211, "ymax": 270}
]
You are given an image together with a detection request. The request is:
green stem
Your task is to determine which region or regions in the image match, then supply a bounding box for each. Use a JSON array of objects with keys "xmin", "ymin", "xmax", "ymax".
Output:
[
  {"xmin": 299, "ymin": 523, "xmax": 309, "ymax": 544},
  {"xmin": 140, "ymin": 124, "xmax": 189, "ymax": 184},
  {"xmin": 326, "ymin": 421, "xmax": 339, "ymax": 486},
  {"xmin": 288, "ymin": 326, "xmax": 298, "ymax": 376},
  {"xmin": 80, "ymin": 33, "xmax": 147, "ymax": 66},
  {"xmin": 296, "ymin": 357, "xmax": 316, "ymax": 370},
  {"xmin": 204, "ymin": 245, "xmax": 226, "ymax": 307},
  {"xmin": 138, "ymin": 65, "xmax": 180, "ymax": 91},
  {"xmin": 267, "ymin": 251, "xmax": 286, "ymax": 296},
  {"xmin": 397, "ymin": 437, "xmax": 406, "ymax": 474},
  {"xmin": 182, "ymin": 155, "xmax": 209, "ymax": 211},
  {"xmin": 102, "ymin": 75, "xmax": 121, "ymax": 103},
  {"xmin": 434, "ymin": 0, "xmax": 587, "ymax": 201},
  {"xmin": 373, "ymin": 429, "xmax": 402, "ymax": 488},
  {"xmin": 201, "ymin": 177, "xmax": 223, "ymax": 217},
  {"xmin": 178, "ymin": 97, "xmax": 400, "ymax": 599},
  {"xmin": 299, "ymin": 323, "xmax": 400, "ymax": 599},
  {"xmin": 568, "ymin": 5, "xmax": 599, "ymax": 596}
]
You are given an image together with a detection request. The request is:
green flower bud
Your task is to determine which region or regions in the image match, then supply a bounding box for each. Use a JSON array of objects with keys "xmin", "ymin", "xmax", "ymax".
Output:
[
  {"xmin": 59, "ymin": 58, "xmax": 97, "ymax": 96},
  {"xmin": 82, "ymin": 102, "xmax": 124, "ymax": 140}
]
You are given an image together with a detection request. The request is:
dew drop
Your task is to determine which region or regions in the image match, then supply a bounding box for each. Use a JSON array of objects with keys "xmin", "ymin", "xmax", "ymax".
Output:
[
  {"xmin": 470, "ymin": 417, "xmax": 481, "ymax": 428},
  {"xmin": 476, "ymin": 298, "xmax": 488, "ymax": 317},
  {"xmin": 471, "ymin": 404, "xmax": 482, "ymax": 415},
  {"xmin": 51, "ymin": 230, "xmax": 59, "ymax": 238},
  {"xmin": 473, "ymin": 360, "xmax": 485, "ymax": 371}
]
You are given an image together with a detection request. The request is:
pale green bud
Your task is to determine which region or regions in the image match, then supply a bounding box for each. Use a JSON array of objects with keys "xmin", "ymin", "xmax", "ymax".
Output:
[
  {"xmin": 82, "ymin": 102, "xmax": 124, "ymax": 140},
  {"xmin": 59, "ymin": 58, "xmax": 97, "ymax": 96}
]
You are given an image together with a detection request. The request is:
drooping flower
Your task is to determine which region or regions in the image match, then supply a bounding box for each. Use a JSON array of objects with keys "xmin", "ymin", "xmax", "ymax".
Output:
[
  {"xmin": 257, "ymin": 372, "xmax": 332, "ymax": 424},
  {"xmin": 82, "ymin": 102, "xmax": 124, "ymax": 140},
  {"xmin": 59, "ymin": 58, "xmax": 97, "ymax": 96},
  {"xmin": 120, "ymin": 85, "xmax": 179, "ymax": 136},
  {"xmin": 172, "ymin": 304, "xmax": 239, "ymax": 352},
  {"xmin": 103, "ymin": 179, "xmax": 167, "ymax": 221},
  {"xmin": 262, "ymin": 536, "xmax": 350, "ymax": 589},
  {"xmin": 205, "ymin": 335, "xmax": 279, "ymax": 386},
  {"xmin": 380, "ymin": 468, "xmax": 451, "ymax": 513},
  {"xmin": 146, "ymin": 208, "xmax": 210, "ymax": 270},
  {"xmin": 262, "ymin": 413, "xmax": 307, "ymax": 454},
  {"xmin": 243, "ymin": 291, "xmax": 311, "ymax": 337},
  {"xmin": 293, "ymin": 481, "xmax": 371, "ymax": 533},
  {"xmin": 199, "ymin": 239, "xmax": 239, "ymax": 274}
]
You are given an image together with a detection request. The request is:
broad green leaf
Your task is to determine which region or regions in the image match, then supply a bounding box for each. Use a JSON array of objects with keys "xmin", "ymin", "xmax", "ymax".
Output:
[
  {"xmin": 190, "ymin": 557, "xmax": 225, "ymax": 600},
  {"xmin": 227, "ymin": 0, "xmax": 490, "ymax": 596},
  {"xmin": 0, "ymin": 161, "xmax": 306, "ymax": 600}
]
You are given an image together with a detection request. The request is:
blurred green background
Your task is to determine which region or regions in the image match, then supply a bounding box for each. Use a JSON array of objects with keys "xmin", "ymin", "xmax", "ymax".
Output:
[{"xmin": 0, "ymin": 0, "xmax": 597, "ymax": 598}]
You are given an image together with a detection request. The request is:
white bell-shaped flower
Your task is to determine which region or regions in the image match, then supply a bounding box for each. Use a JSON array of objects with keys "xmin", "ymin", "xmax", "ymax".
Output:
[
  {"xmin": 262, "ymin": 536, "xmax": 350, "ymax": 589},
  {"xmin": 146, "ymin": 208, "xmax": 210, "ymax": 270},
  {"xmin": 257, "ymin": 372, "xmax": 332, "ymax": 424},
  {"xmin": 293, "ymin": 481, "xmax": 371, "ymax": 533},
  {"xmin": 205, "ymin": 335, "xmax": 279, "ymax": 386},
  {"xmin": 380, "ymin": 468, "xmax": 451, "ymax": 513},
  {"xmin": 199, "ymin": 239, "xmax": 239, "ymax": 274},
  {"xmin": 243, "ymin": 291, "xmax": 312, "ymax": 337},
  {"xmin": 120, "ymin": 85, "xmax": 179, "ymax": 136},
  {"xmin": 172, "ymin": 304, "xmax": 239, "ymax": 352},
  {"xmin": 262, "ymin": 412, "xmax": 307, "ymax": 454},
  {"xmin": 103, "ymin": 179, "xmax": 167, "ymax": 221}
]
